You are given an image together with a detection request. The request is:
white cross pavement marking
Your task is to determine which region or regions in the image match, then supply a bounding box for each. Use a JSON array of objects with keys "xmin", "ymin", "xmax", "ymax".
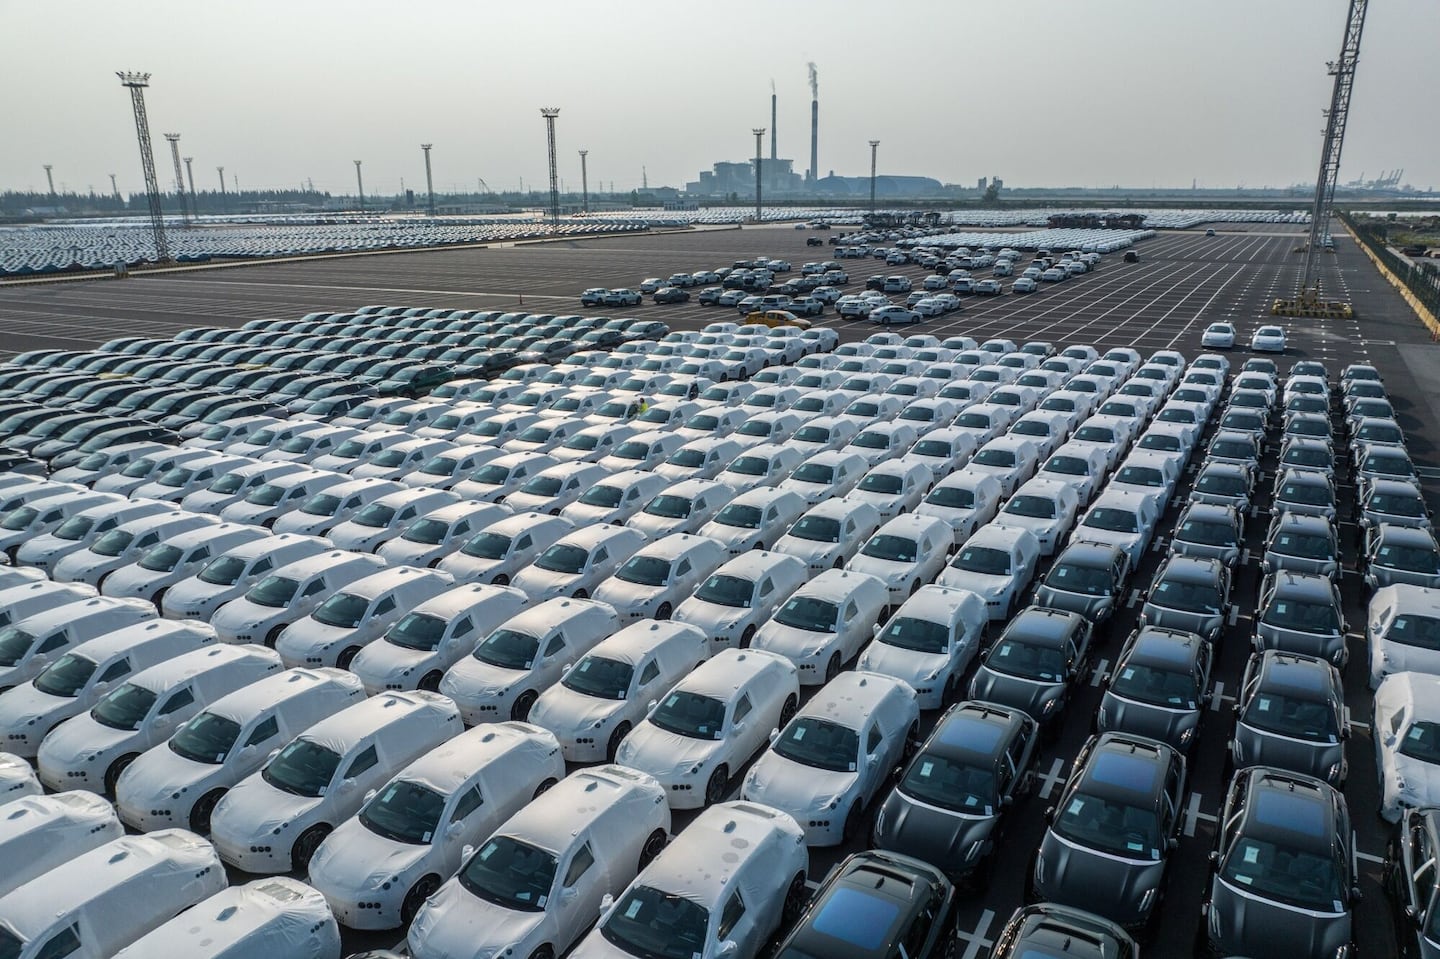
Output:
[
  {"xmin": 804, "ymin": 879, "xmax": 820, "ymax": 891},
  {"xmin": 1356, "ymin": 851, "xmax": 1386, "ymax": 866},
  {"xmin": 1183, "ymin": 791, "xmax": 1218, "ymax": 838},
  {"xmin": 1126, "ymin": 589, "xmax": 1142, "ymax": 608},
  {"xmin": 957, "ymin": 909, "xmax": 996, "ymax": 959},
  {"xmin": 1227, "ymin": 606, "xmax": 1240, "ymax": 627},
  {"xmin": 1210, "ymin": 681, "xmax": 1229, "ymax": 710},
  {"xmin": 1091, "ymin": 659, "xmax": 1110, "ymax": 686},
  {"xmin": 1037, "ymin": 758, "xmax": 1066, "ymax": 800},
  {"xmin": 1344, "ymin": 706, "xmax": 1370, "ymax": 732},
  {"xmin": 1151, "ymin": 536, "xmax": 1167, "ymax": 552}
]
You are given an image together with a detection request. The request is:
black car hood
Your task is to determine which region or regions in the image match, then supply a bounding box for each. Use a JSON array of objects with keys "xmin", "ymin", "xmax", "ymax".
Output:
[
  {"xmin": 874, "ymin": 792, "xmax": 996, "ymax": 875},
  {"xmin": 1234, "ymin": 726, "xmax": 1341, "ymax": 783},
  {"xmin": 970, "ymin": 668, "xmax": 1061, "ymax": 722},
  {"xmin": 1210, "ymin": 877, "xmax": 1350, "ymax": 958},
  {"xmin": 1098, "ymin": 694, "xmax": 1197, "ymax": 751},
  {"xmin": 1037, "ymin": 832, "xmax": 1164, "ymax": 927}
]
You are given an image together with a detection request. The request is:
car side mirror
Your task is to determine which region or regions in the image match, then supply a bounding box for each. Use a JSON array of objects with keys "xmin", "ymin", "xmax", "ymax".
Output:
[
  {"xmin": 364, "ymin": 789, "xmax": 378, "ymax": 804},
  {"xmin": 1385, "ymin": 733, "xmax": 1398, "ymax": 749},
  {"xmin": 267, "ymin": 748, "xmax": 281, "ymax": 761},
  {"xmin": 768, "ymin": 728, "xmax": 780, "ymax": 743},
  {"xmin": 1167, "ymin": 837, "xmax": 1179, "ymax": 852},
  {"xmin": 462, "ymin": 843, "xmax": 476, "ymax": 862},
  {"xmin": 733, "ymin": 721, "xmax": 746, "ymax": 734},
  {"xmin": 1209, "ymin": 850, "xmax": 1220, "ymax": 865},
  {"xmin": 1044, "ymin": 805, "xmax": 1055, "ymax": 824},
  {"xmin": 151, "ymin": 714, "xmax": 172, "ymax": 731},
  {"xmin": 93, "ymin": 681, "xmax": 110, "ymax": 695},
  {"xmin": 339, "ymin": 777, "xmax": 357, "ymax": 793},
  {"xmin": 561, "ymin": 663, "xmax": 572, "ymax": 674},
  {"xmin": 560, "ymin": 886, "xmax": 579, "ymax": 905},
  {"xmin": 445, "ymin": 820, "xmax": 465, "ymax": 840},
  {"xmin": 29, "ymin": 654, "xmax": 48, "ymax": 670},
  {"xmin": 1405, "ymin": 904, "xmax": 1420, "ymax": 923},
  {"xmin": 600, "ymin": 892, "xmax": 615, "ymax": 916},
  {"xmin": 872, "ymin": 623, "xmax": 882, "ymax": 635},
  {"xmin": 1000, "ymin": 794, "xmax": 1013, "ymax": 809},
  {"xmin": 1341, "ymin": 725, "xmax": 1351, "ymax": 740},
  {"xmin": 718, "ymin": 941, "xmax": 738, "ymax": 958}
]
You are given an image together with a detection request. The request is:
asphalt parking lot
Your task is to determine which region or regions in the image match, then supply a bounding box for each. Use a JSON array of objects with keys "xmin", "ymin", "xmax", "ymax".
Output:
[{"xmin": 5, "ymin": 222, "xmax": 1440, "ymax": 957}]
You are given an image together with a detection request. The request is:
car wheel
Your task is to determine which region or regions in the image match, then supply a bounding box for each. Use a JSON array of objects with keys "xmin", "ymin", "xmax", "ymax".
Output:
[
  {"xmin": 573, "ymin": 588, "xmax": 588, "ymax": 599},
  {"xmin": 335, "ymin": 646, "xmax": 361, "ymax": 670},
  {"xmin": 655, "ymin": 602, "xmax": 672, "ymax": 620},
  {"xmin": 189, "ymin": 788, "xmax": 226, "ymax": 834},
  {"xmin": 705, "ymin": 765, "xmax": 729, "ymax": 806},
  {"xmin": 264, "ymin": 625, "xmax": 285, "ymax": 648},
  {"xmin": 825, "ymin": 652, "xmax": 842, "ymax": 682},
  {"xmin": 779, "ymin": 693, "xmax": 798, "ymax": 727},
  {"xmin": 640, "ymin": 829, "xmax": 668, "ymax": 870},
  {"xmin": 291, "ymin": 824, "xmax": 330, "ymax": 873},
  {"xmin": 103, "ymin": 753, "xmax": 138, "ymax": 796},
  {"xmin": 739, "ymin": 625, "xmax": 755, "ymax": 648},
  {"xmin": 492, "ymin": 573, "xmax": 509, "ymax": 586},
  {"xmin": 528, "ymin": 947, "xmax": 554, "ymax": 959},
  {"xmin": 607, "ymin": 722, "xmax": 631, "ymax": 763},
  {"xmin": 511, "ymin": 690, "xmax": 538, "ymax": 721},
  {"xmin": 418, "ymin": 670, "xmax": 443, "ymax": 692},
  {"xmin": 402, "ymin": 874, "xmax": 441, "ymax": 925},
  {"xmin": 534, "ymin": 777, "xmax": 557, "ymax": 800}
]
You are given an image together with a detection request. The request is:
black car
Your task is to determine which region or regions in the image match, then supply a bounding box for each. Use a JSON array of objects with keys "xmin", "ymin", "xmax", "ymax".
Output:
[
  {"xmin": 1031, "ymin": 732, "xmax": 1186, "ymax": 934},
  {"xmin": 773, "ymin": 850, "xmax": 956, "ymax": 959},
  {"xmin": 1032, "ymin": 541, "xmax": 1130, "ymax": 623},
  {"xmin": 865, "ymin": 274, "xmax": 887, "ymax": 291},
  {"xmin": 1230, "ymin": 650, "xmax": 1348, "ymax": 786},
  {"xmin": 968, "ymin": 606, "xmax": 1093, "ymax": 736},
  {"xmin": 652, "ymin": 287, "xmax": 690, "ymax": 304},
  {"xmin": 375, "ymin": 362, "xmax": 457, "ymax": 398},
  {"xmin": 1097, "ymin": 626, "xmax": 1212, "ymax": 752},
  {"xmin": 1200, "ymin": 766, "xmax": 1358, "ymax": 959},
  {"xmin": 873, "ymin": 701, "xmax": 1038, "ymax": 885},
  {"xmin": 807, "ymin": 236, "xmax": 824, "ymax": 246},
  {"xmin": 991, "ymin": 903, "xmax": 1137, "ymax": 959},
  {"xmin": 1386, "ymin": 806, "xmax": 1440, "ymax": 958}
]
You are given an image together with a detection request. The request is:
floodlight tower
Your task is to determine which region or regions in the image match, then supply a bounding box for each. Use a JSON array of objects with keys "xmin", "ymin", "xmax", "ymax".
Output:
[
  {"xmin": 579, "ymin": 150, "xmax": 589, "ymax": 214},
  {"xmin": 217, "ymin": 166, "xmax": 226, "ymax": 214},
  {"xmin": 43, "ymin": 165, "xmax": 56, "ymax": 200},
  {"xmin": 183, "ymin": 158, "xmax": 196, "ymax": 216},
  {"xmin": 869, "ymin": 140, "xmax": 880, "ymax": 215},
  {"xmin": 354, "ymin": 160, "xmax": 365, "ymax": 212},
  {"xmin": 541, "ymin": 108, "xmax": 561, "ymax": 227},
  {"xmin": 421, "ymin": 144, "xmax": 436, "ymax": 217},
  {"xmin": 117, "ymin": 71, "xmax": 170, "ymax": 262},
  {"xmin": 108, "ymin": 173, "xmax": 120, "ymax": 202},
  {"xmin": 753, "ymin": 128, "xmax": 766, "ymax": 222},
  {"xmin": 164, "ymin": 134, "xmax": 190, "ymax": 225}
]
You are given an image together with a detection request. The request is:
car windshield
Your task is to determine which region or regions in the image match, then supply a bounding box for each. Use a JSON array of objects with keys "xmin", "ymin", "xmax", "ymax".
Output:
[
  {"xmin": 1221, "ymin": 836, "xmax": 1343, "ymax": 911},
  {"xmin": 562, "ymin": 655, "xmax": 633, "ymax": 700},
  {"xmin": 1179, "ymin": 518, "xmax": 1235, "ymax": 546},
  {"xmin": 245, "ymin": 575, "xmax": 300, "ymax": 608},
  {"xmin": 988, "ymin": 637, "xmax": 1066, "ymax": 682},
  {"xmin": 536, "ymin": 543, "xmax": 589, "ymax": 574},
  {"xmin": 120, "ymin": 457, "xmax": 158, "ymax": 478},
  {"xmin": 87, "ymin": 528, "xmax": 135, "ymax": 557},
  {"xmin": 169, "ymin": 710, "xmax": 241, "ymax": 764},
  {"xmin": 1368, "ymin": 491, "xmax": 1427, "ymax": 517},
  {"xmin": 1054, "ymin": 789, "xmax": 1161, "ymax": 860},
  {"xmin": 727, "ymin": 456, "xmax": 770, "ymax": 477},
  {"xmin": 1242, "ymin": 689, "xmax": 1339, "ymax": 742},
  {"xmin": 206, "ymin": 472, "xmax": 247, "ymax": 495},
  {"xmin": 469, "ymin": 464, "xmax": 512, "ymax": 486},
  {"xmin": 359, "ymin": 780, "xmax": 446, "ymax": 845},
  {"xmin": 912, "ymin": 439, "xmax": 952, "ymax": 458},
  {"xmin": 137, "ymin": 543, "xmax": 184, "ymax": 572},
  {"xmin": 312, "ymin": 592, "xmax": 370, "ymax": 629},
  {"xmin": 791, "ymin": 463, "xmax": 835, "ymax": 485},
  {"xmin": 352, "ymin": 503, "xmax": 396, "ymax": 528},
  {"xmin": 154, "ymin": 467, "xmax": 195, "ymax": 488},
  {"xmin": 402, "ymin": 518, "xmax": 452, "ymax": 545},
  {"xmin": 1378, "ymin": 542, "xmax": 1440, "ymax": 574},
  {"xmin": 1272, "ymin": 531, "xmax": 1335, "ymax": 560},
  {"xmin": 877, "ymin": 616, "xmax": 949, "ymax": 654},
  {"xmin": 0, "ymin": 507, "xmax": 37, "ymax": 531},
  {"xmin": 0, "ymin": 628, "xmax": 35, "ymax": 667},
  {"xmin": 385, "ymin": 612, "xmax": 448, "ymax": 652},
  {"xmin": 1085, "ymin": 508, "xmax": 1139, "ymax": 533},
  {"xmin": 473, "ymin": 628, "xmax": 540, "ymax": 670},
  {"xmin": 858, "ymin": 473, "xmax": 903, "ymax": 495},
  {"xmin": 852, "ymin": 431, "xmax": 890, "ymax": 450},
  {"xmin": 644, "ymin": 494, "xmax": 693, "ymax": 519},
  {"xmin": 1196, "ymin": 470, "xmax": 1246, "ymax": 496},
  {"xmin": 261, "ymin": 738, "xmax": 340, "ymax": 798},
  {"xmin": 33, "ymin": 653, "xmax": 97, "ymax": 697},
  {"xmin": 74, "ymin": 452, "xmax": 112, "ymax": 471},
  {"xmin": 1075, "ymin": 427, "xmax": 1115, "ymax": 444},
  {"xmin": 1385, "ymin": 615, "xmax": 1440, "ymax": 650},
  {"xmin": 198, "ymin": 554, "xmax": 248, "ymax": 586},
  {"xmin": 1400, "ymin": 721, "xmax": 1440, "ymax": 764},
  {"xmin": 1212, "ymin": 440, "xmax": 1256, "ymax": 460},
  {"xmin": 278, "ymin": 436, "xmax": 315, "ymax": 453},
  {"xmin": 1045, "ymin": 561, "xmax": 1112, "ymax": 596},
  {"xmin": 774, "ymin": 596, "xmax": 839, "ymax": 633},
  {"xmin": 578, "ymin": 485, "xmax": 624, "ymax": 509},
  {"xmin": 1262, "ymin": 597, "xmax": 1339, "ymax": 634},
  {"xmin": 973, "ymin": 449, "xmax": 1016, "ymax": 469},
  {"xmin": 1045, "ymin": 456, "xmax": 1088, "ymax": 476},
  {"xmin": 461, "ymin": 529, "xmax": 514, "ymax": 560},
  {"xmin": 696, "ymin": 574, "xmax": 753, "ymax": 608},
  {"xmin": 862, "ymin": 534, "xmax": 918, "ymax": 563},
  {"xmin": 774, "ymin": 717, "xmax": 858, "ymax": 772},
  {"xmin": 651, "ymin": 690, "xmax": 727, "ymax": 739},
  {"xmin": 1151, "ymin": 577, "xmax": 1223, "ymax": 613},
  {"xmin": 1006, "ymin": 495, "xmax": 1056, "ymax": 519},
  {"xmin": 601, "ymin": 885, "xmax": 710, "ymax": 959},
  {"xmin": 714, "ymin": 503, "xmax": 762, "ymax": 529},
  {"xmin": 686, "ymin": 414, "xmax": 719, "ymax": 431},
  {"xmin": 900, "ymin": 752, "xmax": 996, "ymax": 813},
  {"xmin": 955, "ymin": 545, "xmax": 1009, "ymax": 575},
  {"xmin": 927, "ymin": 485, "xmax": 975, "ymax": 510},
  {"xmin": 1111, "ymin": 661, "xmax": 1198, "ymax": 708},
  {"xmin": 458, "ymin": 836, "xmax": 557, "ymax": 912},
  {"xmin": 91, "ymin": 682, "xmax": 157, "ymax": 731},
  {"xmin": 1279, "ymin": 483, "xmax": 1332, "ymax": 506},
  {"xmin": 1117, "ymin": 466, "xmax": 1164, "ymax": 488},
  {"xmin": 300, "ymin": 493, "xmax": 343, "ymax": 516},
  {"xmin": 788, "ymin": 515, "xmax": 841, "ymax": 544},
  {"xmin": 519, "ymin": 476, "xmax": 564, "ymax": 499}
]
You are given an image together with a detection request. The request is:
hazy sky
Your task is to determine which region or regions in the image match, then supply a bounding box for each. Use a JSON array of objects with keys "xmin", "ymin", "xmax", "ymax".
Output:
[{"xmin": 6, "ymin": 0, "xmax": 1438, "ymax": 197}]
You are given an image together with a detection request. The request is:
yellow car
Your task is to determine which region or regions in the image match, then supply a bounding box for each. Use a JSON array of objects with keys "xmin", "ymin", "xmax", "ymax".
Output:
[{"xmin": 746, "ymin": 309, "xmax": 811, "ymax": 330}]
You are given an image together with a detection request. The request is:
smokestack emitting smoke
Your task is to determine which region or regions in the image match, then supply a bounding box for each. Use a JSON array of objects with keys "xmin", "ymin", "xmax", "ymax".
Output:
[
  {"xmin": 808, "ymin": 63, "xmax": 818, "ymax": 183},
  {"xmin": 770, "ymin": 80, "xmax": 777, "ymax": 160}
]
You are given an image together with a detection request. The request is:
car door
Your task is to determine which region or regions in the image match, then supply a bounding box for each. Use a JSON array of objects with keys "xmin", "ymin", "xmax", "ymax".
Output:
[{"xmin": 557, "ymin": 839, "xmax": 599, "ymax": 946}]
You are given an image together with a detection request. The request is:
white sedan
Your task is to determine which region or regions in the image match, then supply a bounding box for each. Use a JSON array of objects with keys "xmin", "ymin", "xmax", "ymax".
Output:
[
  {"xmin": 1201, "ymin": 321, "xmax": 1236, "ymax": 349},
  {"xmin": 1250, "ymin": 324, "xmax": 1288, "ymax": 353},
  {"xmin": 869, "ymin": 306, "xmax": 921, "ymax": 326}
]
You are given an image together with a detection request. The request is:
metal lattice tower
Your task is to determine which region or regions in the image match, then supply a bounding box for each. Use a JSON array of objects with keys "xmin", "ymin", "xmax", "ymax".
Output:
[
  {"xmin": 164, "ymin": 134, "xmax": 190, "ymax": 225},
  {"xmin": 869, "ymin": 140, "xmax": 880, "ymax": 215},
  {"xmin": 43, "ymin": 165, "xmax": 56, "ymax": 199},
  {"xmin": 183, "ymin": 158, "xmax": 196, "ymax": 217},
  {"xmin": 753, "ymin": 128, "xmax": 765, "ymax": 221},
  {"xmin": 1301, "ymin": 0, "xmax": 1369, "ymax": 296},
  {"xmin": 579, "ymin": 150, "xmax": 589, "ymax": 214},
  {"xmin": 541, "ymin": 108, "xmax": 561, "ymax": 227},
  {"xmin": 117, "ymin": 72, "xmax": 171, "ymax": 262},
  {"xmin": 421, "ymin": 144, "xmax": 436, "ymax": 217},
  {"xmin": 354, "ymin": 160, "xmax": 365, "ymax": 213},
  {"xmin": 108, "ymin": 173, "xmax": 120, "ymax": 202},
  {"xmin": 216, "ymin": 166, "xmax": 226, "ymax": 214}
]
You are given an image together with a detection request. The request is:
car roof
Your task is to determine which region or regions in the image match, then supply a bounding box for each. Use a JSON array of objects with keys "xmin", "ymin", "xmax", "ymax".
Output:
[
  {"xmin": 1055, "ymin": 540, "xmax": 1124, "ymax": 567},
  {"xmin": 680, "ymin": 647, "xmax": 792, "ymax": 698},
  {"xmin": 1268, "ymin": 570, "xmax": 1337, "ymax": 600},
  {"xmin": 927, "ymin": 701, "xmax": 1026, "ymax": 764},
  {"xmin": 1127, "ymin": 627, "xmax": 1204, "ymax": 669},
  {"xmin": 714, "ymin": 549, "xmax": 805, "ymax": 580},
  {"xmin": 271, "ymin": 549, "xmax": 385, "ymax": 581},
  {"xmin": 795, "ymin": 670, "xmax": 912, "ymax": 725},
  {"xmin": 59, "ymin": 619, "xmax": 214, "ymax": 663},
  {"xmin": 636, "ymin": 800, "xmax": 804, "ymax": 904},
  {"xmin": 1075, "ymin": 733, "xmax": 1172, "ymax": 806},
  {"xmin": 391, "ymin": 721, "xmax": 556, "ymax": 797},
  {"xmin": 206, "ymin": 666, "xmax": 362, "ymax": 722},
  {"xmin": 1237, "ymin": 767, "xmax": 1339, "ymax": 855},
  {"xmin": 1257, "ymin": 650, "xmax": 1338, "ymax": 699},
  {"xmin": 1158, "ymin": 554, "xmax": 1223, "ymax": 582}
]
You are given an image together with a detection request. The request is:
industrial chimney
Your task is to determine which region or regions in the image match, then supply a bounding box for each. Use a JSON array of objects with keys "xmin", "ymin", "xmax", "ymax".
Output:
[
  {"xmin": 771, "ymin": 81, "xmax": 778, "ymax": 161},
  {"xmin": 807, "ymin": 63, "xmax": 819, "ymax": 184}
]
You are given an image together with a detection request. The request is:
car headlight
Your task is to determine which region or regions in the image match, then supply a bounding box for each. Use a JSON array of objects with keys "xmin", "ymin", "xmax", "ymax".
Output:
[
  {"xmin": 1179, "ymin": 726, "xmax": 1195, "ymax": 746},
  {"xmin": 1139, "ymin": 887, "xmax": 1156, "ymax": 913},
  {"xmin": 1041, "ymin": 697, "xmax": 1059, "ymax": 715},
  {"xmin": 965, "ymin": 840, "xmax": 984, "ymax": 862}
]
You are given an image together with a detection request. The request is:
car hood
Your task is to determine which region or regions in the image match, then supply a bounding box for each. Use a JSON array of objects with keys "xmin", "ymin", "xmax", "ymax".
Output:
[
  {"xmin": 410, "ymin": 879, "xmax": 545, "ymax": 958},
  {"xmin": 351, "ymin": 643, "xmax": 440, "ymax": 688},
  {"xmin": 212, "ymin": 774, "xmax": 324, "ymax": 844},
  {"xmin": 116, "ymin": 745, "xmax": 233, "ymax": 810},
  {"xmin": 874, "ymin": 791, "xmax": 996, "ymax": 871},
  {"xmin": 847, "ymin": 555, "xmax": 912, "ymax": 583},
  {"xmin": 1142, "ymin": 603, "xmax": 1221, "ymax": 638},
  {"xmin": 858, "ymin": 642, "xmax": 950, "ymax": 687},
  {"xmin": 39, "ymin": 713, "xmax": 136, "ymax": 767},
  {"xmin": 970, "ymin": 668, "xmax": 1060, "ymax": 720},
  {"xmin": 1211, "ymin": 877, "xmax": 1350, "ymax": 958},
  {"xmin": 99, "ymin": 564, "xmax": 171, "ymax": 597},
  {"xmin": 528, "ymin": 688, "xmax": 624, "ymax": 735},
  {"xmin": 745, "ymin": 752, "xmax": 858, "ymax": 811},
  {"xmin": 440, "ymin": 657, "xmax": 526, "ymax": 702},
  {"xmin": 618, "ymin": 724, "xmax": 722, "ymax": 775},
  {"xmin": 1100, "ymin": 694, "xmax": 1197, "ymax": 750},
  {"xmin": 0, "ymin": 682, "xmax": 76, "ymax": 729},
  {"xmin": 753, "ymin": 623, "xmax": 835, "ymax": 660},
  {"xmin": 938, "ymin": 569, "xmax": 1010, "ymax": 599},
  {"xmin": 1034, "ymin": 586, "xmax": 1109, "ymax": 619},
  {"xmin": 1236, "ymin": 724, "xmax": 1339, "ymax": 779},
  {"xmin": 1038, "ymin": 832, "xmax": 1163, "ymax": 925},
  {"xmin": 308, "ymin": 817, "xmax": 433, "ymax": 895}
]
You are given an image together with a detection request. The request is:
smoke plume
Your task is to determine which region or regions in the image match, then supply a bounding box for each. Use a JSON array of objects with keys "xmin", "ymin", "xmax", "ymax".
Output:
[{"xmin": 807, "ymin": 63, "xmax": 818, "ymax": 100}]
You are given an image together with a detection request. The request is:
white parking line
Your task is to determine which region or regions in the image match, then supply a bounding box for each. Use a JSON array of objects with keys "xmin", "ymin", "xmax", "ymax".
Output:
[
  {"xmin": 1226, "ymin": 606, "xmax": 1240, "ymax": 627},
  {"xmin": 1210, "ymin": 681, "xmax": 1229, "ymax": 710},
  {"xmin": 957, "ymin": 909, "xmax": 996, "ymax": 959},
  {"xmin": 1183, "ymin": 791, "xmax": 1218, "ymax": 838},
  {"xmin": 1126, "ymin": 588, "xmax": 1142, "ymax": 608},
  {"xmin": 1037, "ymin": 758, "xmax": 1067, "ymax": 800},
  {"xmin": 1091, "ymin": 659, "xmax": 1110, "ymax": 686},
  {"xmin": 1356, "ymin": 851, "xmax": 1386, "ymax": 866}
]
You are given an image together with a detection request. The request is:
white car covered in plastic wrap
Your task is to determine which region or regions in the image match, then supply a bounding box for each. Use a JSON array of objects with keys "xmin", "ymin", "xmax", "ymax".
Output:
[
  {"xmin": 0, "ymin": 594, "xmax": 156, "ymax": 692},
  {"xmin": 673, "ymin": 551, "xmax": 809, "ymax": 651},
  {"xmin": 697, "ymin": 488, "xmax": 808, "ymax": 555},
  {"xmin": 615, "ymin": 648, "xmax": 799, "ymax": 810},
  {"xmin": 742, "ymin": 671, "xmax": 918, "ymax": 846},
  {"xmin": 101, "ymin": 522, "xmax": 270, "ymax": 607},
  {"xmin": 592, "ymin": 533, "xmax": 730, "ymax": 624},
  {"xmin": 772, "ymin": 499, "xmax": 884, "ymax": 575},
  {"xmin": 115, "ymin": 667, "xmax": 365, "ymax": 834},
  {"xmin": 752, "ymin": 569, "xmax": 889, "ymax": 685},
  {"xmin": 936, "ymin": 524, "xmax": 1042, "ymax": 620},
  {"xmin": 0, "ymin": 829, "xmax": 227, "ymax": 959},
  {"xmin": 376, "ymin": 502, "xmax": 514, "ymax": 569},
  {"xmin": 275, "ymin": 567, "xmax": 455, "ymax": 670},
  {"xmin": 407, "ymin": 765, "xmax": 671, "ymax": 959},
  {"xmin": 209, "ymin": 550, "xmax": 386, "ymax": 647},
  {"xmin": 846, "ymin": 513, "xmax": 953, "ymax": 607},
  {"xmin": 209, "ymin": 690, "xmax": 461, "ymax": 874},
  {"xmin": 858, "ymin": 585, "xmax": 989, "ymax": 709},
  {"xmin": 308, "ymin": 721, "xmax": 566, "ymax": 930},
  {"xmin": 437, "ymin": 511, "xmax": 573, "ymax": 587},
  {"xmin": 512, "ymin": 525, "xmax": 647, "ymax": 602},
  {"xmin": 0, "ymin": 791, "xmax": 123, "ymax": 899},
  {"xmin": 15, "ymin": 498, "xmax": 171, "ymax": 574},
  {"xmin": 0, "ymin": 750, "xmax": 40, "ymax": 806},
  {"xmin": 627, "ymin": 479, "xmax": 736, "ymax": 539},
  {"xmin": 160, "ymin": 533, "xmax": 330, "ymax": 622},
  {"xmin": 113, "ymin": 878, "xmax": 342, "ymax": 959},
  {"xmin": 441, "ymin": 598, "xmax": 620, "ymax": 724}
]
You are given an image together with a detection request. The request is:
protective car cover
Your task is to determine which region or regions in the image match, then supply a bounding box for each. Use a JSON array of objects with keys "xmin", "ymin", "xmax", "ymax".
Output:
[
  {"xmin": 113, "ymin": 878, "xmax": 341, "ymax": 959},
  {"xmin": 0, "ymin": 751, "xmax": 40, "ymax": 807},
  {"xmin": 0, "ymin": 791, "xmax": 124, "ymax": 898}
]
